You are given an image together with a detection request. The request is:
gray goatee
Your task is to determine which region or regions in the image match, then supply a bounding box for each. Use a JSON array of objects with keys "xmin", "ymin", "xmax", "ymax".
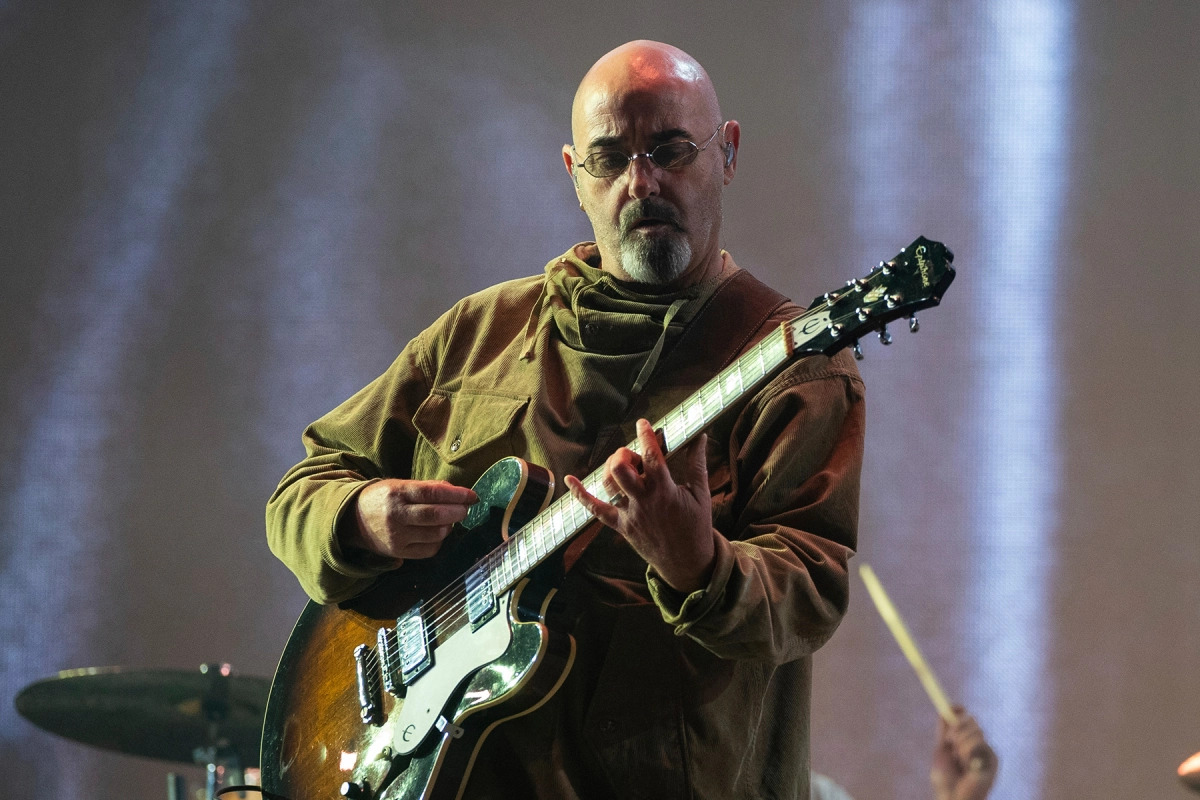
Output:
[{"xmin": 618, "ymin": 199, "xmax": 691, "ymax": 284}]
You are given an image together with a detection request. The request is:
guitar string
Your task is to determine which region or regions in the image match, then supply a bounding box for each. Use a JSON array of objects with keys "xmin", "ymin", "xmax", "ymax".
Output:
[
  {"xmin": 411, "ymin": 335, "xmax": 775, "ymax": 636},
  {"xmin": 411, "ymin": 293, "xmax": 884, "ymax": 638},
  {"xmin": 410, "ymin": 304, "xmax": 867, "ymax": 638},
  {"xmin": 400, "ymin": 273, "xmax": 920, "ymax": 640},
  {"xmin": 414, "ymin": 326, "xmax": 791, "ymax": 637},
  {"xmin": 413, "ymin": 346, "xmax": 753, "ymax": 637},
  {"xmin": 416, "ymin": 463, "xmax": 624, "ymax": 637},
  {"xmin": 414, "ymin": 325, "xmax": 789, "ymax": 636}
]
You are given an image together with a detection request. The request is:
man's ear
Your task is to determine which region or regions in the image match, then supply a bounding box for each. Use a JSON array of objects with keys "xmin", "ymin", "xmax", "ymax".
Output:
[
  {"xmin": 562, "ymin": 145, "xmax": 578, "ymax": 183},
  {"xmin": 563, "ymin": 144, "xmax": 584, "ymax": 204},
  {"xmin": 722, "ymin": 120, "xmax": 741, "ymax": 184}
]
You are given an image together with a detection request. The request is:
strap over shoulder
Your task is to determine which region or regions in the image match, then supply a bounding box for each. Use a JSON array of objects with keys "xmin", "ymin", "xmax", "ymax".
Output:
[{"xmin": 666, "ymin": 267, "xmax": 791, "ymax": 373}]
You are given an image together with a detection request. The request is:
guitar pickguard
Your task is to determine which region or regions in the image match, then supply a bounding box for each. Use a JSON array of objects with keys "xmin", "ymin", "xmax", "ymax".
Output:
[{"xmin": 389, "ymin": 593, "xmax": 514, "ymax": 756}]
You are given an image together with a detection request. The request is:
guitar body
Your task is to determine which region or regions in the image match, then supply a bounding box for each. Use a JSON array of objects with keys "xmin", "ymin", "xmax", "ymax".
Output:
[{"xmin": 261, "ymin": 458, "xmax": 574, "ymax": 800}]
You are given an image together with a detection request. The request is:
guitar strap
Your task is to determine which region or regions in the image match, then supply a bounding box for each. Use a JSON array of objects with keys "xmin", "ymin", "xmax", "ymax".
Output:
[
  {"xmin": 562, "ymin": 266, "xmax": 790, "ymax": 573},
  {"xmin": 663, "ymin": 265, "xmax": 791, "ymax": 370}
]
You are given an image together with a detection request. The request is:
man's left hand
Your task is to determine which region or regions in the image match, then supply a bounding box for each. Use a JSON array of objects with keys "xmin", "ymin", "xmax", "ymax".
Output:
[
  {"xmin": 565, "ymin": 418, "xmax": 717, "ymax": 593},
  {"xmin": 931, "ymin": 706, "xmax": 998, "ymax": 800}
]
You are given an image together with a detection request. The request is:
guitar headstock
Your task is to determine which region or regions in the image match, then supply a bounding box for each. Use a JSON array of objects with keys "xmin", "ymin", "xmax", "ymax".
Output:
[{"xmin": 795, "ymin": 236, "xmax": 955, "ymax": 357}]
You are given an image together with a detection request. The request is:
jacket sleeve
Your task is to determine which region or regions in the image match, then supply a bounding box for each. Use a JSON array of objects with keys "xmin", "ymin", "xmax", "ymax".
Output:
[
  {"xmin": 264, "ymin": 332, "xmax": 436, "ymax": 604},
  {"xmin": 646, "ymin": 349, "xmax": 865, "ymax": 662}
]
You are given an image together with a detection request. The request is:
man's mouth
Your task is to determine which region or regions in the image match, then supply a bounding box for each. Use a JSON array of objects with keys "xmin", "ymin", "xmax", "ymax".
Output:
[
  {"xmin": 627, "ymin": 216, "xmax": 679, "ymax": 233},
  {"xmin": 621, "ymin": 199, "xmax": 683, "ymax": 236},
  {"xmin": 633, "ymin": 219, "xmax": 668, "ymax": 229}
]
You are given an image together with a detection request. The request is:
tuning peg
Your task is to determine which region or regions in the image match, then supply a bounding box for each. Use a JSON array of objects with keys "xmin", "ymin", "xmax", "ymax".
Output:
[
  {"xmin": 852, "ymin": 340, "xmax": 864, "ymax": 360},
  {"xmin": 908, "ymin": 314, "xmax": 919, "ymax": 333},
  {"xmin": 878, "ymin": 324, "xmax": 892, "ymax": 345}
]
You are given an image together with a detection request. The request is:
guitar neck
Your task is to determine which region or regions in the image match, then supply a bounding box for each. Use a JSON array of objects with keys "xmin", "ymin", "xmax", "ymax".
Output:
[
  {"xmin": 487, "ymin": 316, "xmax": 809, "ymax": 594},
  {"xmin": 458, "ymin": 235, "xmax": 954, "ymax": 632}
]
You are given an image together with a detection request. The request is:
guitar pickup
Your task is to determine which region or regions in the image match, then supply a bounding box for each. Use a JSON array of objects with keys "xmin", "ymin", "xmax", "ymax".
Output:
[
  {"xmin": 353, "ymin": 644, "xmax": 383, "ymax": 726},
  {"xmin": 465, "ymin": 564, "xmax": 498, "ymax": 631},
  {"xmin": 394, "ymin": 605, "xmax": 433, "ymax": 685}
]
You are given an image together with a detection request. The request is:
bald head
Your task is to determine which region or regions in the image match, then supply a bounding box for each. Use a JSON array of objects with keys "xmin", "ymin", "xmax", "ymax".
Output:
[{"xmin": 570, "ymin": 41, "xmax": 723, "ymax": 146}]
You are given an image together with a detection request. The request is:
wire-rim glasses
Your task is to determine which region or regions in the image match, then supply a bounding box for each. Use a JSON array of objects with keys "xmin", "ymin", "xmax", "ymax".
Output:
[{"xmin": 572, "ymin": 123, "xmax": 726, "ymax": 179}]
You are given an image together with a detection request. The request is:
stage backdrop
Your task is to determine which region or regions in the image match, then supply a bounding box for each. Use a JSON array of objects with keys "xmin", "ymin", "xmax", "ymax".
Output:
[{"xmin": 2, "ymin": 2, "xmax": 1197, "ymax": 799}]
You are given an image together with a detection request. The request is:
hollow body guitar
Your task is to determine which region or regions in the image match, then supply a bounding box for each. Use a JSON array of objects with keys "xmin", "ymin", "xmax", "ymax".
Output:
[
  {"xmin": 259, "ymin": 237, "xmax": 955, "ymax": 800},
  {"xmin": 261, "ymin": 457, "xmax": 570, "ymax": 800}
]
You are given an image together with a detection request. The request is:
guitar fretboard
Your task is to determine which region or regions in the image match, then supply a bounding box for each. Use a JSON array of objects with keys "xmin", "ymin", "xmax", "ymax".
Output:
[
  {"xmin": 393, "ymin": 237, "xmax": 953, "ymax": 671},
  {"xmin": 484, "ymin": 315, "xmax": 813, "ymax": 598}
]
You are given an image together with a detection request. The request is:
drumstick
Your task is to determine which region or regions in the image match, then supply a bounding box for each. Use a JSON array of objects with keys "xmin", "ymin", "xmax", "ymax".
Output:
[{"xmin": 859, "ymin": 563, "xmax": 956, "ymax": 724}]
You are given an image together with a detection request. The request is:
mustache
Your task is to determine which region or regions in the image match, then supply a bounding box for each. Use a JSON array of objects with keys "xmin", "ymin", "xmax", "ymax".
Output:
[{"xmin": 620, "ymin": 198, "xmax": 683, "ymax": 235}]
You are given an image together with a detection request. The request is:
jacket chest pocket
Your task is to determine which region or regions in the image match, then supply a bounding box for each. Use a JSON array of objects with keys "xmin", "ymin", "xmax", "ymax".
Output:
[{"xmin": 412, "ymin": 389, "xmax": 529, "ymax": 485}]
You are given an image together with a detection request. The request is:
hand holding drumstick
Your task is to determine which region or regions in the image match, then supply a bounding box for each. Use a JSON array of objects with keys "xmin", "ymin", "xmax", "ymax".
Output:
[
  {"xmin": 931, "ymin": 705, "xmax": 997, "ymax": 800},
  {"xmin": 859, "ymin": 565, "xmax": 998, "ymax": 800}
]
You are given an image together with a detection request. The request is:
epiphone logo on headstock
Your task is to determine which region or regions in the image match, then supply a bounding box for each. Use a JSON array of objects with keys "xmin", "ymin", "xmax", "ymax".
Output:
[
  {"xmin": 799, "ymin": 311, "xmax": 833, "ymax": 336},
  {"xmin": 914, "ymin": 244, "xmax": 932, "ymax": 288}
]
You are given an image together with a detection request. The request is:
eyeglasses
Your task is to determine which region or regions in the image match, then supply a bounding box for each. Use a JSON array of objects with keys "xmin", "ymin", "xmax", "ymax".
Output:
[{"xmin": 572, "ymin": 124, "xmax": 726, "ymax": 179}]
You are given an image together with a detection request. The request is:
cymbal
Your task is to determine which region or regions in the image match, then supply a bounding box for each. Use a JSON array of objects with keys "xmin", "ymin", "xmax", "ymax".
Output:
[{"xmin": 14, "ymin": 665, "xmax": 269, "ymax": 767}]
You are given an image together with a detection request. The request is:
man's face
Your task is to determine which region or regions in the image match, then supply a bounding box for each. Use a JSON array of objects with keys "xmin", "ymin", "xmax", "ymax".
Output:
[{"xmin": 566, "ymin": 84, "xmax": 733, "ymax": 286}]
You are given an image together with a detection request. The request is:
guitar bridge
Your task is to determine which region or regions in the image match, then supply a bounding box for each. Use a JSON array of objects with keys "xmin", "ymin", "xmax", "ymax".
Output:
[
  {"xmin": 376, "ymin": 627, "xmax": 403, "ymax": 696},
  {"xmin": 353, "ymin": 644, "xmax": 383, "ymax": 726}
]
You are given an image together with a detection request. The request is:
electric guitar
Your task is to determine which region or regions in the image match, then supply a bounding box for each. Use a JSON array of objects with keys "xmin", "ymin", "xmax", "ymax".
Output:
[{"xmin": 259, "ymin": 237, "xmax": 955, "ymax": 800}]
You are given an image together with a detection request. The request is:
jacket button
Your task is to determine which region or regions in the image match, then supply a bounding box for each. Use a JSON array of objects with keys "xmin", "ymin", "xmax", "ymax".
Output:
[{"xmin": 450, "ymin": 436, "xmax": 461, "ymax": 453}]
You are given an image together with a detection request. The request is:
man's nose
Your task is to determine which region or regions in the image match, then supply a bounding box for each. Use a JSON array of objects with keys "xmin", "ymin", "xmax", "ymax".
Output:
[{"xmin": 625, "ymin": 153, "xmax": 661, "ymax": 199}]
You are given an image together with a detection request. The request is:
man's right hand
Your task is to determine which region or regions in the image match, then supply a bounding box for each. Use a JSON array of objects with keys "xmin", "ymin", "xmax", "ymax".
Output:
[{"xmin": 342, "ymin": 479, "xmax": 478, "ymax": 563}]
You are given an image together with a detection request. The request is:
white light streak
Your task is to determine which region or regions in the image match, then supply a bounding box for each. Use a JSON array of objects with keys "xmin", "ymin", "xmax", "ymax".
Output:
[
  {"xmin": 968, "ymin": 4, "xmax": 1072, "ymax": 799},
  {"xmin": 847, "ymin": 3, "xmax": 1073, "ymax": 799}
]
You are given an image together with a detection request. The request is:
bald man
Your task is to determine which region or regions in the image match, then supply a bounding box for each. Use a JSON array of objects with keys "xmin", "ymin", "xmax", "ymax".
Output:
[{"xmin": 268, "ymin": 41, "xmax": 864, "ymax": 799}]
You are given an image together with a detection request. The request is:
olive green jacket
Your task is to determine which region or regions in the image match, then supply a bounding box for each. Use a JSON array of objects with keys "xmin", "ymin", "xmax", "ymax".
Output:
[{"xmin": 266, "ymin": 244, "xmax": 865, "ymax": 800}]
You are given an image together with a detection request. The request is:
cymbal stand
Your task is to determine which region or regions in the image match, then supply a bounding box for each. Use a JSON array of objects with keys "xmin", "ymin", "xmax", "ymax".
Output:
[
  {"xmin": 165, "ymin": 662, "xmax": 248, "ymax": 800},
  {"xmin": 163, "ymin": 747, "xmax": 249, "ymax": 800},
  {"xmin": 194, "ymin": 744, "xmax": 246, "ymax": 800},
  {"xmin": 167, "ymin": 772, "xmax": 187, "ymax": 800}
]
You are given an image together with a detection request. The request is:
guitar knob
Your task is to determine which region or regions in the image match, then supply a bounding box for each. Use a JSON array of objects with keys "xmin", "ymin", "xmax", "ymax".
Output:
[
  {"xmin": 878, "ymin": 324, "xmax": 892, "ymax": 345},
  {"xmin": 341, "ymin": 780, "xmax": 369, "ymax": 799},
  {"xmin": 908, "ymin": 314, "xmax": 920, "ymax": 333},
  {"xmin": 852, "ymin": 340, "xmax": 864, "ymax": 361}
]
